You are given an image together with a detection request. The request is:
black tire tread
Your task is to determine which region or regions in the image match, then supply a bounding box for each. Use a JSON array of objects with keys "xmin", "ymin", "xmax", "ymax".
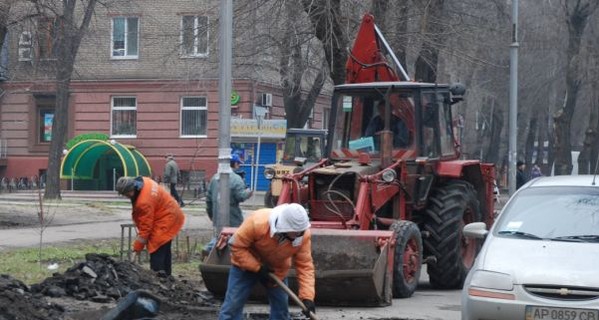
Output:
[
  {"xmin": 423, "ymin": 180, "xmax": 480, "ymax": 289},
  {"xmin": 391, "ymin": 220, "xmax": 422, "ymax": 298}
]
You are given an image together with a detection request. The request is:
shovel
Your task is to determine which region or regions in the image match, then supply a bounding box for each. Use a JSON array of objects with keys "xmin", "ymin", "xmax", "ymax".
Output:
[{"xmin": 268, "ymin": 273, "xmax": 318, "ymax": 320}]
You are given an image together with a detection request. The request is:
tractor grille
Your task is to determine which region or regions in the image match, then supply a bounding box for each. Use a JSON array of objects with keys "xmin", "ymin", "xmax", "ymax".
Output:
[
  {"xmin": 524, "ymin": 285, "xmax": 599, "ymax": 301},
  {"xmin": 310, "ymin": 200, "xmax": 354, "ymax": 221}
]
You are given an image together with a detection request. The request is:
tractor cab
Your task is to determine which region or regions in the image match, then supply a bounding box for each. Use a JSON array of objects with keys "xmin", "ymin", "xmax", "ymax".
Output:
[{"xmin": 327, "ymin": 82, "xmax": 465, "ymax": 165}]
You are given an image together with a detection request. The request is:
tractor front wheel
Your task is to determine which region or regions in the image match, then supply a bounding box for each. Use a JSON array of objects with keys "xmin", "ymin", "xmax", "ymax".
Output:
[
  {"xmin": 391, "ymin": 220, "xmax": 422, "ymax": 298},
  {"xmin": 423, "ymin": 180, "xmax": 481, "ymax": 289}
]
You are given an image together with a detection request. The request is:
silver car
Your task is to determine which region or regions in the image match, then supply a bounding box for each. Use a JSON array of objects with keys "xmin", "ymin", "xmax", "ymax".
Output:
[{"xmin": 462, "ymin": 175, "xmax": 599, "ymax": 320}]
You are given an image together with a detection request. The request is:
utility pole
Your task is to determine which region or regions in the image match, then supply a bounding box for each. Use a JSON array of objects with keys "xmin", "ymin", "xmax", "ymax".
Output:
[
  {"xmin": 508, "ymin": 0, "xmax": 519, "ymax": 196},
  {"xmin": 216, "ymin": 0, "xmax": 233, "ymax": 234}
]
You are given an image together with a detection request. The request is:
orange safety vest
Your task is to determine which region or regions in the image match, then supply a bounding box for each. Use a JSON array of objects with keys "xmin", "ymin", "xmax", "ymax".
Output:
[
  {"xmin": 132, "ymin": 177, "xmax": 185, "ymax": 253},
  {"xmin": 230, "ymin": 208, "xmax": 315, "ymax": 300}
]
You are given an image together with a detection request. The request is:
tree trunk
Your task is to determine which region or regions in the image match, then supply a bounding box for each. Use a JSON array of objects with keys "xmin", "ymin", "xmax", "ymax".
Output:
[
  {"xmin": 485, "ymin": 99, "xmax": 503, "ymax": 164},
  {"xmin": 0, "ymin": 1, "xmax": 9, "ymax": 50},
  {"xmin": 524, "ymin": 118, "xmax": 537, "ymax": 167},
  {"xmin": 279, "ymin": 1, "xmax": 326, "ymax": 129},
  {"xmin": 535, "ymin": 113, "xmax": 548, "ymax": 174},
  {"xmin": 414, "ymin": 0, "xmax": 445, "ymax": 82},
  {"xmin": 553, "ymin": 0, "xmax": 599, "ymax": 175},
  {"xmin": 579, "ymin": 90, "xmax": 599, "ymax": 174},
  {"xmin": 301, "ymin": 0, "xmax": 348, "ymax": 85},
  {"xmin": 44, "ymin": 0, "xmax": 97, "ymax": 199}
]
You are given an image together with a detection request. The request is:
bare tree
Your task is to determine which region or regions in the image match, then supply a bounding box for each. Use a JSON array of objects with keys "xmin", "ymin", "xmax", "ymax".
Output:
[
  {"xmin": 29, "ymin": 0, "xmax": 98, "ymax": 199},
  {"xmin": 278, "ymin": 1, "xmax": 327, "ymax": 128},
  {"xmin": 0, "ymin": 1, "xmax": 10, "ymax": 52},
  {"xmin": 301, "ymin": 0, "xmax": 352, "ymax": 85},
  {"xmin": 553, "ymin": 0, "xmax": 598, "ymax": 175}
]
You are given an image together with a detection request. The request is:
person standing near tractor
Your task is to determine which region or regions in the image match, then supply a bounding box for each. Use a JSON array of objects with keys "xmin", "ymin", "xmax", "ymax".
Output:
[
  {"xmin": 203, "ymin": 154, "xmax": 253, "ymax": 255},
  {"xmin": 218, "ymin": 203, "xmax": 316, "ymax": 319},
  {"xmin": 163, "ymin": 153, "xmax": 185, "ymax": 207},
  {"xmin": 116, "ymin": 176, "xmax": 185, "ymax": 276}
]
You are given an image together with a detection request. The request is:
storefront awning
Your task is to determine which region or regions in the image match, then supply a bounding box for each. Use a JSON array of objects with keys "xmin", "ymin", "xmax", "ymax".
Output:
[{"xmin": 60, "ymin": 139, "xmax": 151, "ymax": 179}]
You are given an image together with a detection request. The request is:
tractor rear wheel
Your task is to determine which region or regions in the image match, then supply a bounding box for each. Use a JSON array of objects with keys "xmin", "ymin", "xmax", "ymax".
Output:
[
  {"xmin": 391, "ymin": 220, "xmax": 422, "ymax": 298},
  {"xmin": 264, "ymin": 187, "xmax": 278, "ymax": 208},
  {"xmin": 423, "ymin": 180, "xmax": 481, "ymax": 289}
]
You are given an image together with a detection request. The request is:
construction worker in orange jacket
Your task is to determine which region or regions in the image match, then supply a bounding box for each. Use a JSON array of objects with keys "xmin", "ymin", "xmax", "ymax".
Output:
[
  {"xmin": 116, "ymin": 176, "xmax": 185, "ymax": 276},
  {"xmin": 219, "ymin": 203, "xmax": 315, "ymax": 320}
]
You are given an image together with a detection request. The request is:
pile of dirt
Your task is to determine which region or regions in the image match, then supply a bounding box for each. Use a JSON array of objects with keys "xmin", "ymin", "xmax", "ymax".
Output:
[
  {"xmin": 31, "ymin": 253, "xmax": 218, "ymax": 307},
  {"xmin": 0, "ymin": 274, "xmax": 65, "ymax": 320},
  {"xmin": 0, "ymin": 253, "xmax": 221, "ymax": 319}
]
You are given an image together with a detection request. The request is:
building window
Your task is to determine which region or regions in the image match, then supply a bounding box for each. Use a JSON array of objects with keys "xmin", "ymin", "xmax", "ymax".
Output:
[
  {"xmin": 111, "ymin": 97, "xmax": 137, "ymax": 137},
  {"xmin": 111, "ymin": 17, "xmax": 138, "ymax": 58},
  {"xmin": 180, "ymin": 97, "xmax": 207, "ymax": 137},
  {"xmin": 37, "ymin": 17, "xmax": 58, "ymax": 60},
  {"xmin": 39, "ymin": 109, "xmax": 54, "ymax": 143},
  {"xmin": 181, "ymin": 16, "xmax": 208, "ymax": 57}
]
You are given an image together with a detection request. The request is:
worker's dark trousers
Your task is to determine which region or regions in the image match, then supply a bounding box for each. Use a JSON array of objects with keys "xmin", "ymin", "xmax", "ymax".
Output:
[
  {"xmin": 169, "ymin": 183, "xmax": 183, "ymax": 206},
  {"xmin": 150, "ymin": 241, "xmax": 172, "ymax": 276}
]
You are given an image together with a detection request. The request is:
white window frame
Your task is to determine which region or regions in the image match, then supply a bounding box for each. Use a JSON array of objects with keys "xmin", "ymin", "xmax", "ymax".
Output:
[
  {"xmin": 180, "ymin": 96, "xmax": 208, "ymax": 138},
  {"xmin": 111, "ymin": 16, "xmax": 139, "ymax": 59},
  {"xmin": 180, "ymin": 15, "xmax": 209, "ymax": 58},
  {"xmin": 110, "ymin": 96, "xmax": 137, "ymax": 138}
]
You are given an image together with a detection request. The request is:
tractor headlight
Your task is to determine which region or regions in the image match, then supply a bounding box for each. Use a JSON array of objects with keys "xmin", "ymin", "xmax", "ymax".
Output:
[
  {"xmin": 264, "ymin": 168, "xmax": 275, "ymax": 180},
  {"xmin": 381, "ymin": 169, "xmax": 396, "ymax": 182}
]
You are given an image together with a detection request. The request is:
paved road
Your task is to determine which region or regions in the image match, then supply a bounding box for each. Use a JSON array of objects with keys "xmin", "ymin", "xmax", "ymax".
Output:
[{"xmin": 0, "ymin": 190, "xmax": 463, "ymax": 319}]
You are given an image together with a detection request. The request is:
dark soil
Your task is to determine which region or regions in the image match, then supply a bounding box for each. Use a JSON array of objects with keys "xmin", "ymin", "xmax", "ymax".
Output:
[{"xmin": 0, "ymin": 253, "xmax": 221, "ymax": 320}]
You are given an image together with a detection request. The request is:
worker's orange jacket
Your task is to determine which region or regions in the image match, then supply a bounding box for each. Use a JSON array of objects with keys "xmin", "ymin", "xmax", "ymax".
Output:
[
  {"xmin": 230, "ymin": 208, "xmax": 315, "ymax": 301},
  {"xmin": 132, "ymin": 177, "xmax": 185, "ymax": 253}
]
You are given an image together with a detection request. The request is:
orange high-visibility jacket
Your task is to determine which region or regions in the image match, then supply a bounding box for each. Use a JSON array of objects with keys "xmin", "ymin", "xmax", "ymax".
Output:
[
  {"xmin": 230, "ymin": 208, "xmax": 315, "ymax": 301},
  {"xmin": 132, "ymin": 177, "xmax": 185, "ymax": 253}
]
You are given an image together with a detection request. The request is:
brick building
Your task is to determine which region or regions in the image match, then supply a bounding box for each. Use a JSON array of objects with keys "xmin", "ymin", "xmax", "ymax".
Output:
[{"xmin": 0, "ymin": 1, "xmax": 330, "ymax": 191}]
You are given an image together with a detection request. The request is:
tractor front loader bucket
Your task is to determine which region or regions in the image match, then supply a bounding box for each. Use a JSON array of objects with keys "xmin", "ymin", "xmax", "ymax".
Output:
[{"xmin": 199, "ymin": 228, "xmax": 395, "ymax": 307}]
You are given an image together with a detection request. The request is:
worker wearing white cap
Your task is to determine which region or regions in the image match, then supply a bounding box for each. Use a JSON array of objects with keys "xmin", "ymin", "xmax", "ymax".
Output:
[{"xmin": 219, "ymin": 203, "xmax": 316, "ymax": 319}]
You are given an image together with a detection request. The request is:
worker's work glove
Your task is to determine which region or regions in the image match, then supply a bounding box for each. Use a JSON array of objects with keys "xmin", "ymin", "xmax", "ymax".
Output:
[
  {"xmin": 129, "ymin": 252, "xmax": 139, "ymax": 264},
  {"xmin": 133, "ymin": 239, "xmax": 145, "ymax": 253},
  {"xmin": 302, "ymin": 299, "xmax": 316, "ymax": 317},
  {"xmin": 257, "ymin": 265, "xmax": 272, "ymax": 280}
]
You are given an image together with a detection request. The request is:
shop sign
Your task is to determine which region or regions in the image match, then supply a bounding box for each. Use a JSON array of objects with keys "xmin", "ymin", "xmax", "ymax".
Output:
[{"xmin": 231, "ymin": 119, "xmax": 287, "ymax": 138}]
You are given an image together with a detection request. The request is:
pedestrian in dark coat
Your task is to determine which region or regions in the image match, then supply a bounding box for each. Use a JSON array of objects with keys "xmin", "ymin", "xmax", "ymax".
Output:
[
  {"xmin": 516, "ymin": 161, "xmax": 528, "ymax": 189},
  {"xmin": 163, "ymin": 154, "xmax": 184, "ymax": 207}
]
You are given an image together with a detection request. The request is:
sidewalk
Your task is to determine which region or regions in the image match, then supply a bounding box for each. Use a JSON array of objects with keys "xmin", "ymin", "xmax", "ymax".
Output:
[{"xmin": 0, "ymin": 190, "xmax": 267, "ymax": 250}]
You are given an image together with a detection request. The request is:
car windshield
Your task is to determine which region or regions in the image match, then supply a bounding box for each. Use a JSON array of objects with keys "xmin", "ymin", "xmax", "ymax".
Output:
[{"xmin": 494, "ymin": 186, "xmax": 599, "ymax": 241}]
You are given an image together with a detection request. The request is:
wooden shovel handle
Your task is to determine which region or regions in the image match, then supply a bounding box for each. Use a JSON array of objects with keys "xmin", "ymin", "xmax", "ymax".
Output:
[{"xmin": 268, "ymin": 273, "xmax": 318, "ymax": 320}]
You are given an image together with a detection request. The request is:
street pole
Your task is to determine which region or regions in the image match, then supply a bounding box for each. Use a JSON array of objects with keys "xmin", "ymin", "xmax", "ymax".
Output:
[
  {"xmin": 216, "ymin": 0, "xmax": 233, "ymax": 234},
  {"xmin": 508, "ymin": 0, "xmax": 519, "ymax": 196},
  {"xmin": 252, "ymin": 115, "xmax": 262, "ymax": 204}
]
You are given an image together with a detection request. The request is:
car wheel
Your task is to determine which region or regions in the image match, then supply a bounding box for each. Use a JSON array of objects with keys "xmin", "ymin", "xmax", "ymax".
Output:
[{"xmin": 423, "ymin": 180, "xmax": 481, "ymax": 289}]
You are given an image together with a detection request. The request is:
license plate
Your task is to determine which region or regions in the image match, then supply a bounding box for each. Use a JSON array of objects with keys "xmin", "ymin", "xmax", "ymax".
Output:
[{"xmin": 526, "ymin": 306, "xmax": 599, "ymax": 320}]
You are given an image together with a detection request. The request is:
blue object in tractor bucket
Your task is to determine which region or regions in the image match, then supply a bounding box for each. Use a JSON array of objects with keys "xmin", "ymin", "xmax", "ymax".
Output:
[{"xmin": 101, "ymin": 290, "xmax": 160, "ymax": 320}]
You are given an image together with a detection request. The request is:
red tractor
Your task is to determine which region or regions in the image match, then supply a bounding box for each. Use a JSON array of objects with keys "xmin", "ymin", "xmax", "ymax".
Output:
[{"xmin": 200, "ymin": 14, "xmax": 495, "ymax": 306}]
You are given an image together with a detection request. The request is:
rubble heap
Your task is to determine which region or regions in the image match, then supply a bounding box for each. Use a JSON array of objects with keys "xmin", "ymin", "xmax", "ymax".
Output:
[
  {"xmin": 0, "ymin": 274, "xmax": 64, "ymax": 320},
  {"xmin": 30, "ymin": 253, "xmax": 219, "ymax": 309}
]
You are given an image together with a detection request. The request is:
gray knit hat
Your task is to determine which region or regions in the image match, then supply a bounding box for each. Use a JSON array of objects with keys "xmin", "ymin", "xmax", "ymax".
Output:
[{"xmin": 116, "ymin": 176, "xmax": 136, "ymax": 195}]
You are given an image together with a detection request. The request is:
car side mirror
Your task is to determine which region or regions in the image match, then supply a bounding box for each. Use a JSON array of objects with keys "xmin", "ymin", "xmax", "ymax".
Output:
[{"xmin": 463, "ymin": 222, "xmax": 488, "ymax": 239}]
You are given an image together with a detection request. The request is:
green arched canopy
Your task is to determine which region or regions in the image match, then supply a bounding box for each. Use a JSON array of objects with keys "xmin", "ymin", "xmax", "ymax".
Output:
[{"xmin": 60, "ymin": 139, "xmax": 151, "ymax": 179}]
